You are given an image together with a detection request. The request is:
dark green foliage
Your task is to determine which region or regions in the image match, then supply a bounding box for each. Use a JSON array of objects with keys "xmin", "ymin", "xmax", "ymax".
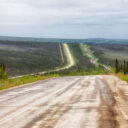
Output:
[
  {"xmin": 0, "ymin": 41, "xmax": 66, "ymax": 76},
  {"xmin": 0, "ymin": 64, "xmax": 8, "ymax": 79},
  {"xmin": 123, "ymin": 60, "xmax": 126, "ymax": 74},
  {"xmin": 115, "ymin": 59, "xmax": 119, "ymax": 73},
  {"xmin": 120, "ymin": 64, "xmax": 123, "ymax": 72},
  {"xmin": 76, "ymin": 63, "xmax": 81, "ymax": 72},
  {"xmin": 115, "ymin": 59, "xmax": 121, "ymax": 73},
  {"xmin": 126, "ymin": 62, "xmax": 128, "ymax": 73},
  {"xmin": 1, "ymin": 64, "xmax": 5, "ymax": 71},
  {"xmin": 114, "ymin": 59, "xmax": 128, "ymax": 74},
  {"xmin": 68, "ymin": 43, "xmax": 95, "ymax": 71}
]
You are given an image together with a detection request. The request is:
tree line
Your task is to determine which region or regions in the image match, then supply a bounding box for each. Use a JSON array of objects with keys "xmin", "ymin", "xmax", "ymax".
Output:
[
  {"xmin": 0, "ymin": 64, "xmax": 8, "ymax": 79},
  {"xmin": 115, "ymin": 58, "xmax": 128, "ymax": 74}
]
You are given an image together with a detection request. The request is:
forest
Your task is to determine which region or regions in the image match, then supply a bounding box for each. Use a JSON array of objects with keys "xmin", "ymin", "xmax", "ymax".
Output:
[{"xmin": 0, "ymin": 41, "xmax": 66, "ymax": 76}]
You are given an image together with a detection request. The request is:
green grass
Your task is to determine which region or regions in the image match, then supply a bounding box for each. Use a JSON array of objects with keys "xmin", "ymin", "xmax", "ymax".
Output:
[
  {"xmin": 56, "ymin": 66, "xmax": 111, "ymax": 76},
  {"xmin": 109, "ymin": 67, "xmax": 128, "ymax": 83},
  {"xmin": 60, "ymin": 70, "xmax": 110, "ymax": 76},
  {"xmin": 116, "ymin": 73, "xmax": 128, "ymax": 83},
  {"xmin": 0, "ymin": 74, "xmax": 59, "ymax": 90}
]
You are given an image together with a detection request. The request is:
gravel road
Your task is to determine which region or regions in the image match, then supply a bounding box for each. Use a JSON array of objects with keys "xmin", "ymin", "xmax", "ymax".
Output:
[{"xmin": 0, "ymin": 75, "xmax": 128, "ymax": 128}]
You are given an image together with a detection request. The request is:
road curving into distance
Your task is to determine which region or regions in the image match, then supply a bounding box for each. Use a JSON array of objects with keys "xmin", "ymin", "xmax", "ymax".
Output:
[
  {"xmin": 56, "ymin": 43, "xmax": 75, "ymax": 70},
  {"xmin": 0, "ymin": 75, "xmax": 128, "ymax": 128},
  {"xmin": 39, "ymin": 43, "xmax": 75, "ymax": 73},
  {"xmin": 13, "ymin": 43, "xmax": 75, "ymax": 78}
]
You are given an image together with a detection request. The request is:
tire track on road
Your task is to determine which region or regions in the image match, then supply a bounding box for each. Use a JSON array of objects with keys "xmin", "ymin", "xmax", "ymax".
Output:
[
  {"xmin": 1, "ymin": 76, "xmax": 127, "ymax": 128},
  {"xmin": 24, "ymin": 77, "xmax": 90, "ymax": 128},
  {"xmin": 0, "ymin": 78, "xmax": 80, "ymax": 127}
]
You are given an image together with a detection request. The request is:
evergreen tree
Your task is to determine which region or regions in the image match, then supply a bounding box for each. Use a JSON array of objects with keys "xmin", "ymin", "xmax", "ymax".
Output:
[
  {"xmin": 2, "ymin": 64, "xmax": 5, "ymax": 71},
  {"xmin": 0, "ymin": 64, "xmax": 8, "ymax": 79},
  {"xmin": 76, "ymin": 63, "xmax": 80, "ymax": 72},
  {"xmin": 115, "ymin": 58, "xmax": 119, "ymax": 73},
  {"xmin": 126, "ymin": 61, "xmax": 128, "ymax": 74},
  {"xmin": 123, "ymin": 60, "xmax": 126, "ymax": 74},
  {"xmin": 120, "ymin": 64, "xmax": 123, "ymax": 72}
]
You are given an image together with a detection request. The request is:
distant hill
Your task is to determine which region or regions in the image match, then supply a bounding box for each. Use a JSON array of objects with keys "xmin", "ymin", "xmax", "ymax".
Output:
[
  {"xmin": 0, "ymin": 36, "xmax": 128, "ymax": 44},
  {"xmin": 0, "ymin": 36, "xmax": 86, "ymax": 43}
]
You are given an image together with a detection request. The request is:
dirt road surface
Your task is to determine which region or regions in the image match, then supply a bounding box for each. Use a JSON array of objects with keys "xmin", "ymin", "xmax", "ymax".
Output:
[{"xmin": 0, "ymin": 75, "xmax": 128, "ymax": 128}]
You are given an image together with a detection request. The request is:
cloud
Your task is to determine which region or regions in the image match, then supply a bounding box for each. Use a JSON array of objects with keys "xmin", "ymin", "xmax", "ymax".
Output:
[{"xmin": 0, "ymin": 0, "xmax": 128, "ymax": 38}]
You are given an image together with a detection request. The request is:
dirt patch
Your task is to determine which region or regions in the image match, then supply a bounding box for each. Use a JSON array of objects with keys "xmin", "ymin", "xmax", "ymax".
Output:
[{"xmin": 100, "ymin": 75, "xmax": 128, "ymax": 128}]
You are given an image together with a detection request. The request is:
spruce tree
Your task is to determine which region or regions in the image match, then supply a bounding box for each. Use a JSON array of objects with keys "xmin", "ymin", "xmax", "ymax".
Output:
[
  {"xmin": 123, "ymin": 60, "xmax": 126, "ymax": 74},
  {"xmin": 2, "ymin": 64, "xmax": 5, "ymax": 71},
  {"xmin": 115, "ymin": 58, "xmax": 119, "ymax": 73},
  {"xmin": 0, "ymin": 64, "xmax": 8, "ymax": 79},
  {"xmin": 126, "ymin": 61, "xmax": 128, "ymax": 74},
  {"xmin": 120, "ymin": 64, "xmax": 123, "ymax": 72}
]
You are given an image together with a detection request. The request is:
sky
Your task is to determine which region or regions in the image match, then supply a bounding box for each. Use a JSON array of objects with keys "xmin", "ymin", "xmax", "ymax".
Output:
[{"xmin": 0, "ymin": 0, "xmax": 128, "ymax": 39}]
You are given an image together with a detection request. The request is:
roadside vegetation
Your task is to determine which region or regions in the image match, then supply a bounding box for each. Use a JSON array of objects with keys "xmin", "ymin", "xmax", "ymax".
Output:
[
  {"xmin": 0, "ymin": 64, "xmax": 8, "ymax": 79},
  {"xmin": 0, "ymin": 61, "xmax": 58, "ymax": 90},
  {"xmin": 57, "ymin": 68, "xmax": 110, "ymax": 76},
  {"xmin": 116, "ymin": 73, "xmax": 128, "ymax": 83},
  {"xmin": 0, "ymin": 74, "xmax": 59, "ymax": 90},
  {"xmin": 114, "ymin": 58, "xmax": 128, "ymax": 82}
]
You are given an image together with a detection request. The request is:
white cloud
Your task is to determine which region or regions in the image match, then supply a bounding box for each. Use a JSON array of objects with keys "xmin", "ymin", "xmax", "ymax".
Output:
[{"xmin": 0, "ymin": 0, "xmax": 128, "ymax": 38}]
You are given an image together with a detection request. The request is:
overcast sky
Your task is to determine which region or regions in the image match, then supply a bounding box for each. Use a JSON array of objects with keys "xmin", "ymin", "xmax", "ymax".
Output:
[{"xmin": 0, "ymin": 0, "xmax": 128, "ymax": 39}]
